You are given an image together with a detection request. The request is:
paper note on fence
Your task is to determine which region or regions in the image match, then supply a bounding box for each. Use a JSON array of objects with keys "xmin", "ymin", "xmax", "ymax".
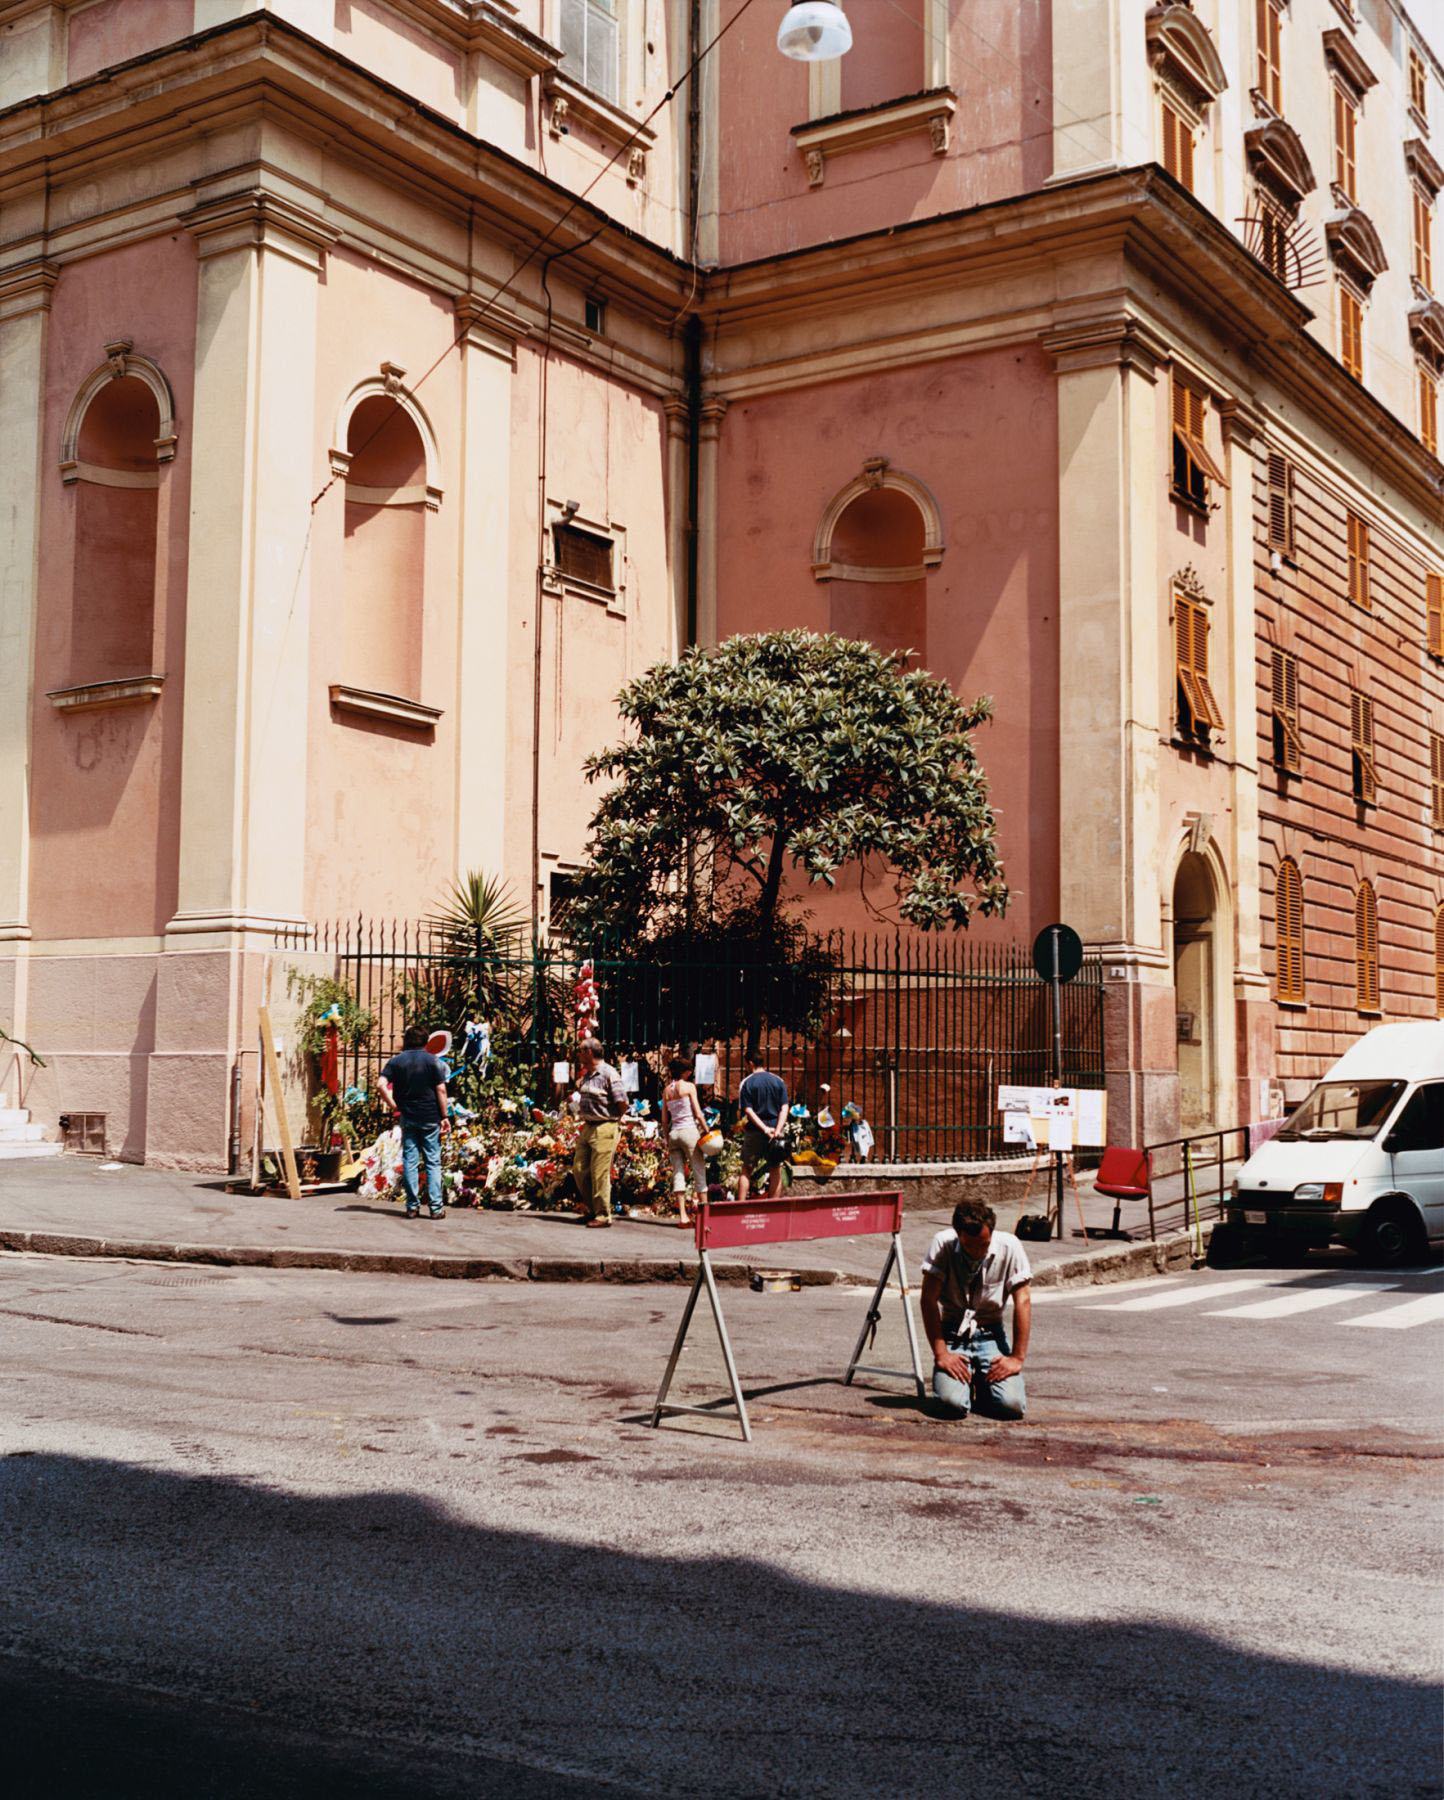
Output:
[
  {"xmin": 551, "ymin": 1060, "xmax": 570, "ymax": 1084},
  {"xmin": 1073, "ymin": 1088, "xmax": 1106, "ymax": 1147},
  {"xmin": 694, "ymin": 1053, "xmax": 718, "ymax": 1085},
  {"xmin": 620, "ymin": 1060, "xmax": 639, "ymax": 1093},
  {"xmin": 1047, "ymin": 1113, "xmax": 1074, "ymax": 1152}
]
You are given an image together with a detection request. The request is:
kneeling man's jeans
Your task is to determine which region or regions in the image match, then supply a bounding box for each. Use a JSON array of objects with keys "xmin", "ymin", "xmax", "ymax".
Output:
[{"xmin": 932, "ymin": 1325, "xmax": 1026, "ymax": 1420}]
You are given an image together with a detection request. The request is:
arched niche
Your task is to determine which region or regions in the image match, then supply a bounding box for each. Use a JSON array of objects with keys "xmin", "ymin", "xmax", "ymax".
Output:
[
  {"xmin": 335, "ymin": 377, "xmax": 433, "ymax": 706},
  {"xmin": 59, "ymin": 345, "xmax": 176, "ymax": 686},
  {"xmin": 813, "ymin": 460, "xmax": 943, "ymax": 665},
  {"xmin": 1166, "ymin": 826, "xmax": 1238, "ymax": 1135},
  {"xmin": 329, "ymin": 364, "xmax": 443, "ymax": 511},
  {"xmin": 59, "ymin": 339, "xmax": 176, "ymax": 486}
]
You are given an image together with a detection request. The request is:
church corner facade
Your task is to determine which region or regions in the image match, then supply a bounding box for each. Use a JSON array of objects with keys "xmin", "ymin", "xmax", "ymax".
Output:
[{"xmin": 1, "ymin": 0, "xmax": 1439, "ymax": 1168}]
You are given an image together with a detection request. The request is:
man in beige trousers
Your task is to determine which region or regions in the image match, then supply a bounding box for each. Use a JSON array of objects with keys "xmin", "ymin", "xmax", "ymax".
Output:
[{"xmin": 571, "ymin": 1037, "xmax": 627, "ymax": 1227}]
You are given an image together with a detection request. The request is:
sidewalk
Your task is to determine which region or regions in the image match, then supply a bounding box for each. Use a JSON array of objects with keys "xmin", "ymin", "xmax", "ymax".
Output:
[{"xmin": 0, "ymin": 1156, "xmax": 1208, "ymax": 1289}]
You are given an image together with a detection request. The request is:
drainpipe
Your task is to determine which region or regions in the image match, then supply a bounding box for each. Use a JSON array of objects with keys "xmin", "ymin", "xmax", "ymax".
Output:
[{"xmin": 683, "ymin": 0, "xmax": 703, "ymax": 647}]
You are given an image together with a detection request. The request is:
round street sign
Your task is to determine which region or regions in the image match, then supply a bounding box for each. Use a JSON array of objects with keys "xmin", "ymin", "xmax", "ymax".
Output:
[{"xmin": 1032, "ymin": 922, "xmax": 1083, "ymax": 984}]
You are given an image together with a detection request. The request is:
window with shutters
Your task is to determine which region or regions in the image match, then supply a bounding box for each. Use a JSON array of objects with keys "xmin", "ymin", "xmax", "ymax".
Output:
[
  {"xmin": 1428, "ymin": 572, "xmax": 1444, "ymax": 658},
  {"xmin": 1422, "ymin": 370, "xmax": 1440, "ymax": 458},
  {"xmin": 1414, "ymin": 186, "xmax": 1435, "ymax": 293},
  {"xmin": 1170, "ymin": 376, "xmax": 1228, "ymax": 510},
  {"xmin": 1409, "ymin": 47, "xmax": 1428, "ymax": 126},
  {"xmin": 1346, "ymin": 512, "xmax": 1370, "ymax": 608},
  {"xmin": 1174, "ymin": 590, "xmax": 1224, "ymax": 742},
  {"xmin": 1256, "ymin": 193, "xmax": 1292, "ymax": 282},
  {"xmin": 1333, "ymin": 85, "xmax": 1357, "ymax": 201},
  {"xmin": 1338, "ymin": 283, "xmax": 1363, "ymax": 379},
  {"xmin": 1431, "ymin": 733, "xmax": 1444, "ymax": 830},
  {"xmin": 1161, "ymin": 100, "xmax": 1195, "ymax": 192},
  {"xmin": 1271, "ymin": 648, "xmax": 1301, "ymax": 773},
  {"xmin": 1255, "ymin": 0, "xmax": 1283, "ymax": 113},
  {"xmin": 558, "ymin": 0, "xmax": 619, "ymax": 105},
  {"xmin": 1354, "ymin": 881, "xmax": 1380, "ymax": 1012},
  {"xmin": 1350, "ymin": 689, "xmax": 1377, "ymax": 804},
  {"xmin": 553, "ymin": 520, "xmax": 615, "ymax": 592},
  {"xmin": 1276, "ymin": 857, "xmax": 1304, "ymax": 1004},
  {"xmin": 1266, "ymin": 450, "xmax": 1295, "ymax": 558}
]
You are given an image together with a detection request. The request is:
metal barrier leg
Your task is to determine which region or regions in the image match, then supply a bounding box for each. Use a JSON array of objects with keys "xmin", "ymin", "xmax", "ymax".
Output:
[
  {"xmin": 651, "ymin": 1251, "xmax": 752, "ymax": 1443},
  {"xmin": 845, "ymin": 1232, "xmax": 927, "ymax": 1398}
]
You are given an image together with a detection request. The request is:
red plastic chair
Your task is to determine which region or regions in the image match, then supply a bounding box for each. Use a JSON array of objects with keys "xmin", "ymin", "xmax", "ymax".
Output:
[{"xmin": 1094, "ymin": 1146, "xmax": 1153, "ymax": 1237}]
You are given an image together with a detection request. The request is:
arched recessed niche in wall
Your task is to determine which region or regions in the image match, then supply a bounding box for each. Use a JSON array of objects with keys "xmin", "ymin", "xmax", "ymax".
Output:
[
  {"xmin": 329, "ymin": 366, "xmax": 442, "ymax": 720},
  {"xmin": 812, "ymin": 458, "xmax": 943, "ymax": 664},
  {"xmin": 54, "ymin": 341, "xmax": 176, "ymax": 697}
]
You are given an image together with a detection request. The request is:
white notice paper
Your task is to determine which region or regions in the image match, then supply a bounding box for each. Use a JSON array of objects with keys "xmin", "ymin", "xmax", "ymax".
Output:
[
  {"xmin": 1048, "ymin": 1114, "xmax": 1074, "ymax": 1152},
  {"xmin": 694, "ymin": 1053, "xmax": 718, "ymax": 1085},
  {"xmin": 1002, "ymin": 1111, "xmax": 1036, "ymax": 1147},
  {"xmin": 552, "ymin": 1060, "xmax": 570, "ymax": 1084},
  {"xmin": 620, "ymin": 1060, "xmax": 639, "ymax": 1093}
]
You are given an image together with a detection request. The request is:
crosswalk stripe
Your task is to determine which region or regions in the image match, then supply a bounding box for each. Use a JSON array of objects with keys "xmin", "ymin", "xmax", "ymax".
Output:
[
  {"xmin": 1206, "ymin": 1283, "xmax": 1398, "ymax": 1320},
  {"xmin": 1085, "ymin": 1278, "xmax": 1267, "ymax": 1312},
  {"xmin": 1030, "ymin": 1276, "xmax": 1183, "ymax": 1304},
  {"xmin": 1340, "ymin": 1291, "xmax": 1444, "ymax": 1330}
]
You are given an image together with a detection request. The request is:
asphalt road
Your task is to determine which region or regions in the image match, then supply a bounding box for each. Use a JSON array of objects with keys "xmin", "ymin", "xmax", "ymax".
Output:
[{"xmin": 2, "ymin": 1252, "xmax": 1441, "ymax": 1798}]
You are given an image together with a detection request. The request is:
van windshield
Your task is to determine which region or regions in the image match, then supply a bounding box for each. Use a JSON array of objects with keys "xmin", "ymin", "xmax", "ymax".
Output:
[{"xmin": 1276, "ymin": 1080, "xmax": 1405, "ymax": 1141}]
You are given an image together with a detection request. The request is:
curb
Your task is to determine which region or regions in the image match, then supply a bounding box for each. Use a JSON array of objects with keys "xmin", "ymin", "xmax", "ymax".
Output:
[{"xmin": 0, "ymin": 1223, "xmax": 1210, "ymax": 1288}]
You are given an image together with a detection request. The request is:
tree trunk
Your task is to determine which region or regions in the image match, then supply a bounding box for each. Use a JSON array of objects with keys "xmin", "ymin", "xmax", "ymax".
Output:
[{"xmin": 744, "ymin": 828, "xmax": 788, "ymax": 1060}]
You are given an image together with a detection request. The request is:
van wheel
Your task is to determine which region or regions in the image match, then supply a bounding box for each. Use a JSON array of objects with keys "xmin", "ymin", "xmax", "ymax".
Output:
[{"xmin": 1364, "ymin": 1201, "xmax": 1427, "ymax": 1268}]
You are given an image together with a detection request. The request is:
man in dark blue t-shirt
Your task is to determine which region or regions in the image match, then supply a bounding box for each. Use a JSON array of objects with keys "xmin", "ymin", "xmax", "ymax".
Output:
[
  {"xmin": 737, "ymin": 1053, "xmax": 788, "ymax": 1203},
  {"xmin": 379, "ymin": 1024, "xmax": 450, "ymax": 1218}
]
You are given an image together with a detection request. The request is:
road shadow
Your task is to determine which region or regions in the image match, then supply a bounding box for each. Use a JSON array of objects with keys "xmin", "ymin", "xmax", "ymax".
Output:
[{"xmin": 2, "ymin": 1452, "xmax": 1438, "ymax": 1797}]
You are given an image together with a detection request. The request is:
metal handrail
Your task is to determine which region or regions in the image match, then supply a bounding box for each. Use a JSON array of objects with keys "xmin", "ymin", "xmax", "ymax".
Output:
[{"xmin": 1136, "ymin": 1126, "xmax": 1252, "ymax": 1240}]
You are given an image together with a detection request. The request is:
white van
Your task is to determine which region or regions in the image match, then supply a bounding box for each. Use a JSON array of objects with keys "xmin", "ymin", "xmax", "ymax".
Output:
[{"xmin": 1222, "ymin": 1021, "xmax": 1444, "ymax": 1265}]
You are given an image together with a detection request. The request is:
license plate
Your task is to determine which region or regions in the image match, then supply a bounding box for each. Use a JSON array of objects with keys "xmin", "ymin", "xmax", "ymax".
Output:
[{"xmin": 1244, "ymin": 1210, "xmax": 1267, "ymax": 1226}]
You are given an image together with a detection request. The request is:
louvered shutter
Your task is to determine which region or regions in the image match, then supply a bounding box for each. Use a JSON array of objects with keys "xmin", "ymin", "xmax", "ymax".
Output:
[
  {"xmin": 1431, "ymin": 733, "xmax": 1444, "ymax": 828},
  {"xmin": 1191, "ymin": 607, "xmax": 1225, "ymax": 729},
  {"xmin": 1436, "ymin": 906, "xmax": 1444, "ymax": 1019},
  {"xmin": 1351, "ymin": 691, "xmax": 1377, "ymax": 803},
  {"xmin": 1277, "ymin": 859, "xmax": 1304, "ymax": 1003},
  {"xmin": 1429, "ymin": 573, "xmax": 1444, "ymax": 657},
  {"xmin": 1355, "ymin": 883, "xmax": 1379, "ymax": 1012},
  {"xmin": 1267, "ymin": 452, "xmax": 1294, "ymax": 555},
  {"xmin": 1347, "ymin": 514, "xmax": 1370, "ymax": 608},
  {"xmin": 1272, "ymin": 649, "xmax": 1301, "ymax": 771}
]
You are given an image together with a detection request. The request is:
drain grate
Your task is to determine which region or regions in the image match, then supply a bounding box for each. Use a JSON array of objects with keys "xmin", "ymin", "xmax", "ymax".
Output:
[{"xmin": 145, "ymin": 1273, "xmax": 234, "ymax": 1288}]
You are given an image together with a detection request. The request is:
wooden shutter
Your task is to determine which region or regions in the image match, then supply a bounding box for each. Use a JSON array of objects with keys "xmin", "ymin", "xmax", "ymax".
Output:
[
  {"xmin": 1162, "ymin": 101, "xmax": 1194, "ymax": 191},
  {"xmin": 1174, "ymin": 593, "xmax": 1224, "ymax": 734},
  {"xmin": 1351, "ymin": 690, "xmax": 1377, "ymax": 803},
  {"xmin": 1428, "ymin": 572, "xmax": 1444, "ymax": 657},
  {"xmin": 553, "ymin": 521, "xmax": 614, "ymax": 590},
  {"xmin": 1339, "ymin": 288, "xmax": 1362, "ymax": 379},
  {"xmin": 1431, "ymin": 733, "xmax": 1444, "ymax": 829},
  {"xmin": 1334, "ymin": 87, "xmax": 1356, "ymax": 201},
  {"xmin": 1422, "ymin": 372, "xmax": 1439, "ymax": 459},
  {"xmin": 1272, "ymin": 649, "xmax": 1301, "ymax": 772},
  {"xmin": 1354, "ymin": 882, "xmax": 1379, "ymax": 1012},
  {"xmin": 1171, "ymin": 377, "xmax": 1229, "ymax": 493},
  {"xmin": 1436, "ymin": 904, "xmax": 1444, "ymax": 1019},
  {"xmin": 1346, "ymin": 513, "xmax": 1370, "ymax": 608},
  {"xmin": 1257, "ymin": 0, "xmax": 1282, "ymax": 112},
  {"xmin": 1267, "ymin": 452, "xmax": 1295, "ymax": 555},
  {"xmin": 1415, "ymin": 189, "xmax": 1434, "ymax": 293},
  {"xmin": 1411, "ymin": 49, "xmax": 1428, "ymax": 120},
  {"xmin": 1276, "ymin": 858, "xmax": 1304, "ymax": 1003}
]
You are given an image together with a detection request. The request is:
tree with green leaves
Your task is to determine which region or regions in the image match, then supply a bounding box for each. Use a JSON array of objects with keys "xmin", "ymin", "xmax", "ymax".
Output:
[{"xmin": 568, "ymin": 632, "xmax": 1009, "ymax": 1046}]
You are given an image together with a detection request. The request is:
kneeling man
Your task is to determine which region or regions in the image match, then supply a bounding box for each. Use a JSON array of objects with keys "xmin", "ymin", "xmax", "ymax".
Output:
[{"xmin": 920, "ymin": 1198, "xmax": 1032, "ymax": 1420}]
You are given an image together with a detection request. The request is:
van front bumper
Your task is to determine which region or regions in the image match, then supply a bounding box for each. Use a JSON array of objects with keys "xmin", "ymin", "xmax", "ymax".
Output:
[{"xmin": 1227, "ymin": 1194, "xmax": 1344, "ymax": 1248}]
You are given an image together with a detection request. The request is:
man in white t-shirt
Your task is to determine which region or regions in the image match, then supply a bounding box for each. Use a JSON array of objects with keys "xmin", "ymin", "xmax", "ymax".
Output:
[{"xmin": 920, "ymin": 1197, "xmax": 1032, "ymax": 1420}]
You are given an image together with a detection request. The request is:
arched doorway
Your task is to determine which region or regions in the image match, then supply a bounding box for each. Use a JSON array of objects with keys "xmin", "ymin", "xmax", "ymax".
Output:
[{"xmin": 1173, "ymin": 853, "xmax": 1216, "ymax": 1133}]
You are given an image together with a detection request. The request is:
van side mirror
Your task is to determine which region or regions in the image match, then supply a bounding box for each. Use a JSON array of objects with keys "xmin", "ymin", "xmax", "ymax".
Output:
[{"xmin": 1382, "ymin": 1132, "xmax": 1399, "ymax": 1154}]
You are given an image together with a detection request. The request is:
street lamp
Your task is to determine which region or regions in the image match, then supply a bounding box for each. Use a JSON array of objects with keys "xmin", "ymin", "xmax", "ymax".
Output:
[{"xmin": 776, "ymin": 2, "xmax": 852, "ymax": 61}]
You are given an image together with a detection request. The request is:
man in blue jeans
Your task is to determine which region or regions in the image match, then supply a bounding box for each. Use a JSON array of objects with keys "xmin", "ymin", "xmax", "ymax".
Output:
[
  {"xmin": 920, "ymin": 1197, "xmax": 1032, "ymax": 1420},
  {"xmin": 378, "ymin": 1024, "xmax": 451, "ymax": 1218}
]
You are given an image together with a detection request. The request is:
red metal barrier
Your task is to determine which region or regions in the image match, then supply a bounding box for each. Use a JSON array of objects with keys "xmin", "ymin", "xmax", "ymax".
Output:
[{"xmin": 653, "ymin": 1191, "xmax": 924, "ymax": 1443}]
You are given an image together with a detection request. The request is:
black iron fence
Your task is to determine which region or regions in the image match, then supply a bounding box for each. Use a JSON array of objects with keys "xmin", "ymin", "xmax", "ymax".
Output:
[{"xmin": 276, "ymin": 919, "xmax": 1106, "ymax": 1165}]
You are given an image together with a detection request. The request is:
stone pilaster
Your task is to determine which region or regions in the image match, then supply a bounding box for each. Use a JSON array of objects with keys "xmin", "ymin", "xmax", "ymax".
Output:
[{"xmin": 695, "ymin": 395, "xmax": 728, "ymax": 649}]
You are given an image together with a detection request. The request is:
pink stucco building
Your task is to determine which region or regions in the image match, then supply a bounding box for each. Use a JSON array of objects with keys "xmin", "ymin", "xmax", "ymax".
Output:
[{"xmin": 1, "ymin": 0, "xmax": 1440, "ymax": 1167}]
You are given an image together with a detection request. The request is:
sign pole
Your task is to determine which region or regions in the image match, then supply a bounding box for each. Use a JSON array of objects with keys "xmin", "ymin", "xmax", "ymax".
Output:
[{"xmin": 1050, "ymin": 927, "xmax": 1065, "ymax": 1241}]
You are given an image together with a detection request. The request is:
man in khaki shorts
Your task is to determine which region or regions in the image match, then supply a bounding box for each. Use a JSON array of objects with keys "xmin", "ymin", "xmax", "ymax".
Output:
[{"xmin": 571, "ymin": 1037, "xmax": 627, "ymax": 1227}]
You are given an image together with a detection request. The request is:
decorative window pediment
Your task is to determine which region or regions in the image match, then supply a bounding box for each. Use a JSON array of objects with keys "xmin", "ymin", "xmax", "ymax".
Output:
[
  {"xmin": 1410, "ymin": 298, "xmax": 1444, "ymax": 368},
  {"xmin": 1146, "ymin": 4, "xmax": 1228, "ymax": 114},
  {"xmin": 1326, "ymin": 204, "xmax": 1388, "ymax": 288},
  {"xmin": 1406, "ymin": 138, "xmax": 1444, "ymax": 200},
  {"xmin": 1323, "ymin": 27, "xmax": 1377, "ymax": 103},
  {"xmin": 1245, "ymin": 118, "xmax": 1316, "ymax": 207}
]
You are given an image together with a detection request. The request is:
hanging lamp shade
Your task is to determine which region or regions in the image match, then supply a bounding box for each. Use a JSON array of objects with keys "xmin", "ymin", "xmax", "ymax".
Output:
[{"xmin": 776, "ymin": 1, "xmax": 852, "ymax": 61}]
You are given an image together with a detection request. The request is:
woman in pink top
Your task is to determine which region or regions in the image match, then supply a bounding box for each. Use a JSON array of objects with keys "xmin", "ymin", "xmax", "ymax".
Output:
[{"xmin": 661, "ymin": 1055, "xmax": 708, "ymax": 1223}]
